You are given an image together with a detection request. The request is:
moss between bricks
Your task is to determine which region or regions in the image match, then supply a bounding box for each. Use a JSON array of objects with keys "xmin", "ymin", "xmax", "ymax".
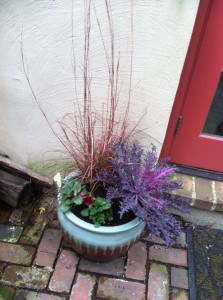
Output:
[
  {"xmin": 19, "ymin": 196, "xmax": 56, "ymax": 245},
  {"xmin": 0, "ymin": 284, "xmax": 15, "ymax": 300},
  {"xmin": 160, "ymin": 264, "xmax": 169, "ymax": 295}
]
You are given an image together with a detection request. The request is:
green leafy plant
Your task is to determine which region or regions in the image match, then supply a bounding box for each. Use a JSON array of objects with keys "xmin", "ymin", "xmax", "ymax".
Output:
[
  {"xmin": 81, "ymin": 197, "xmax": 113, "ymax": 227},
  {"xmin": 57, "ymin": 174, "xmax": 113, "ymax": 227},
  {"xmin": 58, "ymin": 176, "xmax": 86, "ymax": 212}
]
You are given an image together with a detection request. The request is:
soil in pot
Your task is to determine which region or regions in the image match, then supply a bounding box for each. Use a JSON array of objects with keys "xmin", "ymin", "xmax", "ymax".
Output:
[
  {"xmin": 70, "ymin": 198, "xmax": 135, "ymax": 226},
  {"xmin": 70, "ymin": 182, "xmax": 136, "ymax": 226}
]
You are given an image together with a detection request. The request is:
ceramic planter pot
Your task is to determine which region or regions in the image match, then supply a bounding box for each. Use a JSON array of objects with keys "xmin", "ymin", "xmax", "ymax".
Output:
[{"xmin": 57, "ymin": 208, "xmax": 145, "ymax": 262}]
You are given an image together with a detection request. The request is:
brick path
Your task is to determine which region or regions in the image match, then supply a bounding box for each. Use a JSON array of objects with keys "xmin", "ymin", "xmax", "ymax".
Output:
[{"xmin": 0, "ymin": 195, "xmax": 189, "ymax": 300}]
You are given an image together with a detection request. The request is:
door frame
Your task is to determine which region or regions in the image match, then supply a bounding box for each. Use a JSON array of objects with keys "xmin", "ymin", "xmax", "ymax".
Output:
[{"xmin": 160, "ymin": 0, "xmax": 213, "ymax": 160}]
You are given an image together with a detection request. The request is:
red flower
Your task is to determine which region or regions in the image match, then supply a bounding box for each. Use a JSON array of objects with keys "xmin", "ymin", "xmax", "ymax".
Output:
[{"xmin": 81, "ymin": 193, "xmax": 95, "ymax": 206}]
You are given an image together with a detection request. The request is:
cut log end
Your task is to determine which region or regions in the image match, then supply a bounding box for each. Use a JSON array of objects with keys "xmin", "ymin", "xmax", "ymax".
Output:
[
  {"xmin": 0, "ymin": 157, "xmax": 54, "ymax": 207},
  {"xmin": 0, "ymin": 170, "xmax": 32, "ymax": 207}
]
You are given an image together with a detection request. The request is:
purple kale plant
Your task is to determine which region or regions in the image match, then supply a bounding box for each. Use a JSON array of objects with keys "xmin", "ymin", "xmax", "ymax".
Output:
[{"xmin": 99, "ymin": 141, "xmax": 189, "ymax": 247}]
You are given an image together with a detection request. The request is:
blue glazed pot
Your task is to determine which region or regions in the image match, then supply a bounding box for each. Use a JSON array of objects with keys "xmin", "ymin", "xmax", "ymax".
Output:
[{"xmin": 57, "ymin": 208, "xmax": 145, "ymax": 262}]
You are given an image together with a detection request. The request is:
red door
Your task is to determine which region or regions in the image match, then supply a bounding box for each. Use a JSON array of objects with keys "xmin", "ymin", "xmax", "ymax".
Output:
[{"xmin": 161, "ymin": 0, "xmax": 223, "ymax": 173}]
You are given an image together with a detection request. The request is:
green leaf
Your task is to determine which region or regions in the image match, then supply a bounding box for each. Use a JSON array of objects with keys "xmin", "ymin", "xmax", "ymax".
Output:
[
  {"xmin": 67, "ymin": 181, "xmax": 74, "ymax": 189},
  {"xmin": 81, "ymin": 208, "xmax": 89, "ymax": 217},
  {"xmin": 60, "ymin": 203, "xmax": 70, "ymax": 212},
  {"xmin": 94, "ymin": 222, "xmax": 101, "ymax": 228},
  {"xmin": 73, "ymin": 180, "xmax": 81, "ymax": 193},
  {"xmin": 95, "ymin": 198, "xmax": 104, "ymax": 206},
  {"xmin": 74, "ymin": 195, "xmax": 83, "ymax": 205},
  {"xmin": 65, "ymin": 199, "xmax": 73, "ymax": 205},
  {"xmin": 101, "ymin": 202, "xmax": 111, "ymax": 210},
  {"xmin": 74, "ymin": 179, "xmax": 80, "ymax": 186},
  {"xmin": 62, "ymin": 186, "xmax": 71, "ymax": 195},
  {"xmin": 96, "ymin": 196, "xmax": 105, "ymax": 202},
  {"xmin": 89, "ymin": 208, "xmax": 98, "ymax": 216},
  {"xmin": 94, "ymin": 213, "xmax": 105, "ymax": 223},
  {"xmin": 81, "ymin": 185, "xmax": 87, "ymax": 194}
]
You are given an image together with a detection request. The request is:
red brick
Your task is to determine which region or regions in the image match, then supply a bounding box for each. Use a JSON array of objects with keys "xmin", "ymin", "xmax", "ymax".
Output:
[
  {"xmin": 1, "ymin": 266, "xmax": 51, "ymax": 290},
  {"xmin": 171, "ymin": 267, "xmax": 188, "ymax": 289},
  {"xmin": 215, "ymin": 181, "xmax": 223, "ymax": 198},
  {"xmin": 49, "ymin": 250, "xmax": 79, "ymax": 293},
  {"xmin": 0, "ymin": 242, "xmax": 35, "ymax": 265},
  {"xmin": 78, "ymin": 257, "xmax": 125, "ymax": 276},
  {"xmin": 149, "ymin": 245, "xmax": 188, "ymax": 267},
  {"xmin": 14, "ymin": 290, "xmax": 65, "ymax": 300},
  {"xmin": 194, "ymin": 198, "xmax": 214, "ymax": 210},
  {"xmin": 171, "ymin": 289, "xmax": 189, "ymax": 300},
  {"xmin": 143, "ymin": 233, "xmax": 166, "ymax": 245},
  {"xmin": 70, "ymin": 273, "xmax": 96, "ymax": 300},
  {"xmin": 147, "ymin": 263, "xmax": 169, "ymax": 300},
  {"xmin": 195, "ymin": 177, "xmax": 214, "ymax": 210},
  {"xmin": 175, "ymin": 174, "xmax": 193, "ymax": 199},
  {"xmin": 35, "ymin": 229, "xmax": 62, "ymax": 267},
  {"xmin": 142, "ymin": 232, "xmax": 187, "ymax": 248},
  {"xmin": 97, "ymin": 277, "xmax": 145, "ymax": 300},
  {"xmin": 215, "ymin": 181, "xmax": 223, "ymax": 211},
  {"xmin": 126, "ymin": 241, "xmax": 147, "ymax": 280}
]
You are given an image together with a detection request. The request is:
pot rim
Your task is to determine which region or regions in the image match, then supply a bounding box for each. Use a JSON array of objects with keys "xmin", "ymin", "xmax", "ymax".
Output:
[{"xmin": 64, "ymin": 210, "xmax": 143, "ymax": 234}]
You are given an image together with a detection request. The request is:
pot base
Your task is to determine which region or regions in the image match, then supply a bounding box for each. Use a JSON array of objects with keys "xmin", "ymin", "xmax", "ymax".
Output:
[
  {"xmin": 63, "ymin": 232, "xmax": 136, "ymax": 262},
  {"xmin": 58, "ymin": 209, "xmax": 145, "ymax": 263}
]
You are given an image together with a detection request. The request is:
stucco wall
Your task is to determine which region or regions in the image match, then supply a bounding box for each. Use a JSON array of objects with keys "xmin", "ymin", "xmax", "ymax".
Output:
[{"xmin": 0, "ymin": 0, "xmax": 199, "ymax": 165}]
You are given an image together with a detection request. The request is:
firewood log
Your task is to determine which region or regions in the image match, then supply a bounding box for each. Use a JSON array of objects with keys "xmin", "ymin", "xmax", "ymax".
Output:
[{"xmin": 0, "ymin": 169, "xmax": 32, "ymax": 207}]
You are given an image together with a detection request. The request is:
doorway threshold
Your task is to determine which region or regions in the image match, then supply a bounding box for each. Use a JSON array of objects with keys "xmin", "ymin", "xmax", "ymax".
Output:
[{"xmin": 173, "ymin": 164, "xmax": 223, "ymax": 181}]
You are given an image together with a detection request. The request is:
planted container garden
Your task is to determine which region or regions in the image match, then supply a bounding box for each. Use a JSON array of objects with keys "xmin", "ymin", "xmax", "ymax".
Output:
[
  {"xmin": 23, "ymin": 0, "xmax": 189, "ymax": 263},
  {"xmin": 55, "ymin": 142, "xmax": 188, "ymax": 262}
]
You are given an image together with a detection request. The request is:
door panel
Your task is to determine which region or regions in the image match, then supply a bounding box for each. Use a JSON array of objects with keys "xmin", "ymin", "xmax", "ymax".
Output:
[{"xmin": 169, "ymin": 0, "xmax": 223, "ymax": 172}]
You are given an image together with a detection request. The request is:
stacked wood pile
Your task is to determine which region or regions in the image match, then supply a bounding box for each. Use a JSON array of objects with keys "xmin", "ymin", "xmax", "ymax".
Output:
[{"xmin": 0, "ymin": 156, "xmax": 54, "ymax": 207}]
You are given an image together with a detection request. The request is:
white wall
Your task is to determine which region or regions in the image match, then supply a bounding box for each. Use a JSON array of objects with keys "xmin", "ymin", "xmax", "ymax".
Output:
[{"xmin": 0, "ymin": 0, "xmax": 199, "ymax": 165}]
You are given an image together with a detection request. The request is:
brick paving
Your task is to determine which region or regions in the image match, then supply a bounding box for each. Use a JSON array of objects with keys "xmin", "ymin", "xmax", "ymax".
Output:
[{"xmin": 0, "ymin": 195, "xmax": 189, "ymax": 300}]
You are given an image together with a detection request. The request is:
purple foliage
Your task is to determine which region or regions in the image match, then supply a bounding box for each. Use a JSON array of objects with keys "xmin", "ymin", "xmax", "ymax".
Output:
[{"xmin": 99, "ymin": 141, "xmax": 189, "ymax": 247}]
